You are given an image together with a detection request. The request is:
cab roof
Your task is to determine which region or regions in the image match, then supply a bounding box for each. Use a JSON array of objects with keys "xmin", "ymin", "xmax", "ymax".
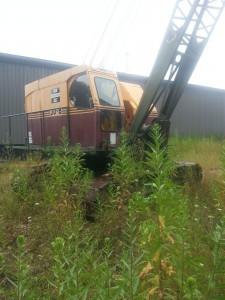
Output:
[{"xmin": 25, "ymin": 64, "xmax": 117, "ymax": 97}]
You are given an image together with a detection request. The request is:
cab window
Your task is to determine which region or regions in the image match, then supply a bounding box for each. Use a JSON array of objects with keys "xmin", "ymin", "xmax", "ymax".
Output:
[
  {"xmin": 95, "ymin": 77, "xmax": 120, "ymax": 107},
  {"xmin": 69, "ymin": 74, "xmax": 93, "ymax": 108},
  {"xmin": 100, "ymin": 110, "xmax": 121, "ymax": 131}
]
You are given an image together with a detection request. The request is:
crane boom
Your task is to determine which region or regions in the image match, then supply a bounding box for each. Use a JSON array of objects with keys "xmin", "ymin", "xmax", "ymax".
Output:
[{"xmin": 130, "ymin": 0, "xmax": 225, "ymax": 134}]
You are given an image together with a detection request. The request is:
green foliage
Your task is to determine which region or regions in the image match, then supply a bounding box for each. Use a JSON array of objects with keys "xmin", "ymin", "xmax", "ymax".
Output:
[
  {"xmin": 49, "ymin": 219, "xmax": 96, "ymax": 299},
  {"xmin": 206, "ymin": 217, "xmax": 225, "ymax": 299},
  {"xmin": 139, "ymin": 124, "xmax": 189, "ymax": 299},
  {"xmin": 42, "ymin": 128, "xmax": 93, "ymax": 204},
  {"xmin": 93, "ymin": 237, "xmax": 117, "ymax": 299},
  {"xmin": 169, "ymin": 134, "xmax": 223, "ymax": 174},
  {"xmin": 110, "ymin": 131, "xmax": 144, "ymax": 207},
  {"xmin": 145, "ymin": 124, "xmax": 176, "ymax": 193},
  {"xmin": 1, "ymin": 128, "xmax": 225, "ymax": 299},
  {"xmin": 183, "ymin": 276, "xmax": 202, "ymax": 300},
  {"xmin": 11, "ymin": 168, "xmax": 30, "ymax": 201},
  {"xmin": 0, "ymin": 252, "xmax": 5, "ymax": 296},
  {"xmin": 4, "ymin": 235, "xmax": 36, "ymax": 300},
  {"xmin": 114, "ymin": 197, "xmax": 145, "ymax": 299},
  {"xmin": 11, "ymin": 128, "xmax": 93, "ymax": 206}
]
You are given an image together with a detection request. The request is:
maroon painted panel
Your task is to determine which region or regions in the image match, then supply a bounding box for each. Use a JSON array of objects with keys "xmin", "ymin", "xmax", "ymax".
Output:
[
  {"xmin": 28, "ymin": 114, "xmax": 68, "ymax": 146},
  {"xmin": 44, "ymin": 114, "xmax": 68, "ymax": 145},
  {"xmin": 69, "ymin": 110, "xmax": 97, "ymax": 148},
  {"xmin": 28, "ymin": 118, "xmax": 43, "ymax": 145},
  {"xmin": 28, "ymin": 107, "xmax": 125, "ymax": 151}
]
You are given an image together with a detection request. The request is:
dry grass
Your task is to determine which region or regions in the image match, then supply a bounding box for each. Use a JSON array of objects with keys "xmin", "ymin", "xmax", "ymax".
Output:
[{"xmin": 169, "ymin": 136, "xmax": 223, "ymax": 182}]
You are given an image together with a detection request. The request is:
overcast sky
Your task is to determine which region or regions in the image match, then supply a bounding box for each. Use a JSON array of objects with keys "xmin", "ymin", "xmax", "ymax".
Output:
[{"xmin": 1, "ymin": 0, "xmax": 225, "ymax": 89}]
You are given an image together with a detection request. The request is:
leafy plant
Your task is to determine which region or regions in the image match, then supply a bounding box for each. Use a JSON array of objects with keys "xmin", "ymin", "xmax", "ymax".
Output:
[
  {"xmin": 42, "ymin": 128, "xmax": 93, "ymax": 203},
  {"xmin": 93, "ymin": 237, "xmax": 116, "ymax": 300},
  {"xmin": 141, "ymin": 124, "xmax": 192, "ymax": 299},
  {"xmin": 49, "ymin": 219, "xmax": 95, "ymax": 299},
  {"xmin": 11, "ymin": 168, "xmax": 30, "ymax": 201},
  {"xmin": 115, "ymin": 196, "xmax": 145, "ymax": 299},
  {"xmin": 110, "ymin": 131, "xmax": 144, "ymax": 209},
  {"xmin": 6, "ymin": 235, "xmax": 35, "ymax": 300}
]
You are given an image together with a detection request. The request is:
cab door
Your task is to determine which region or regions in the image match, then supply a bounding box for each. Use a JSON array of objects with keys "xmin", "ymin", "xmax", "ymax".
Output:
[{"xmin": 68, "ymin": 73, "xmax": 97, "ymax": 150}]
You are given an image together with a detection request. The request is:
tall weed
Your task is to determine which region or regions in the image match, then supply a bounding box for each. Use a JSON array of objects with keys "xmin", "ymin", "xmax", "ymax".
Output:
[
  {"xmin": 12, "ymin": 128, "xmax": 93, "ymax": 208},
  {"xmin": 42, "ymin": 128, "xmax": 93, "ymax": 204},
  {"xmin": 141, "ymin": 125, "xmax": 197, "ymax": 299},
  {"xmin": 4, "ymin": 235, "xmax": 36, "ymax": 300},
  {"xmin": 110, "ymin": 131, "xmax": 144, "ymax": 208},
  {"xmin": 49, "ymin": 218, "xmax": 96, "ymax": 300},
  {"xmin": 115, "ymin": 196, "xmax": 145, "ymax": 299}
]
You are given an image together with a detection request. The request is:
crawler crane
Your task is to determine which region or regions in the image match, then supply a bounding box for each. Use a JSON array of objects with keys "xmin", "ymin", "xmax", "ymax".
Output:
[{"xmin": 1, "ymin": 0, "xmax": 225, "ymax": 159}]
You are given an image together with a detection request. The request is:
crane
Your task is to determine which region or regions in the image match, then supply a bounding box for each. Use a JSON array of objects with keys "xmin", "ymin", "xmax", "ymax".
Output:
[
  {"xmin": 1, "ymin": 0, "xmax": 225, "ymax": 159},
  {"xmin": 130, "ymin": 0, "xmax": 225, "ymax": 135}
]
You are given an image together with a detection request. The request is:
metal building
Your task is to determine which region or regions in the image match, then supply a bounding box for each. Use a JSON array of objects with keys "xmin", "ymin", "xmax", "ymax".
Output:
[
  {"xmin": 0, "ymin": 53, "xmax": 73, "ymax": 116},
  {"xmin": 0, "ymin": 53, "xmax": 73, "ymax": 145},
  {"xmin": 170, "ymin": 84, "xmax": 225, "ymax": 137},
  {"xmin": 0, "ymin": 52, "xmax": 225, "ymax": 142}
]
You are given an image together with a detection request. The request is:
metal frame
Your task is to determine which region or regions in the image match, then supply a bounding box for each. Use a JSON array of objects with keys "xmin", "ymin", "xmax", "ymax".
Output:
[
  {"xmin": 130, "ymin": 0, "xmax": 225, "ymax": 134},
  {"xmin": 0, "ymin": 107, "xmax": 70, "ymax": 149}
]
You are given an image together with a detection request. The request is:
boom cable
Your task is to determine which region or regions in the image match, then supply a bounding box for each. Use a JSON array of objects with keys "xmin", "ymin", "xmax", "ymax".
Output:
[
  {"xmin": 84, "ymin": 0, "xmax": 120, "ymax": 66},
  {"xmin": 98, "ymin": 0, "xmax": 141, "ymax": 70}
]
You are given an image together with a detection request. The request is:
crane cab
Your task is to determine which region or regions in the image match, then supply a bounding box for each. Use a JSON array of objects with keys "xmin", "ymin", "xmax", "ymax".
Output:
[
  {"xmin": 25, "ymin": 65, "xmax": 127, "ymax": 155},
  {"xmin": 25, "ymin": 64, "xmax": 158, "ymax": 155}
]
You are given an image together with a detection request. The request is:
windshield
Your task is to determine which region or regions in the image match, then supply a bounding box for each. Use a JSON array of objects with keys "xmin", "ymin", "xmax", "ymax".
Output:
[{"xmin": 95, "ymin": 77, "xmax": 120, "ymax": 107}]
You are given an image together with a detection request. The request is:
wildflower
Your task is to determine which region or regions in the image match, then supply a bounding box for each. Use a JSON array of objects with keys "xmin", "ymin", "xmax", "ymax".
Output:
[
  {"xmin": 208, "ymin": 215, "xmax": 214, "ymax": 219},
  {"xmin": 168, "ymin": 265, "xmax": 175, "ymax": 276}
]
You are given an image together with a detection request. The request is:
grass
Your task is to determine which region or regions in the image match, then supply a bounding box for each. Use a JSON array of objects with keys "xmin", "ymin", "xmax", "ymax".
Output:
[
  {"xmin": 0, "ymin": 128, "xmax": 225, "ymax": 299},
  {"xmin": 169, "ymin": 135, "xmax": 223, "ymax": 177}
]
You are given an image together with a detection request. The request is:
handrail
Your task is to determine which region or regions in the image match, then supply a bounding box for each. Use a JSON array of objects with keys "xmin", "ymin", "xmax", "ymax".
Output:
[
  {"xmin": 0, "ymin": 106, "xmax": 69, "ymax": 120},
  {"xmin": 0, "ymin": 106, "xmax": 69, "ymax": 147}
]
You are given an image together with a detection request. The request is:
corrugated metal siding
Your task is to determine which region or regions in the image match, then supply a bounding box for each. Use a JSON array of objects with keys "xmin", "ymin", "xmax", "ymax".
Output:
[
  {"xmin": 0, "ymin": 61, "xmax": 70, "ymax": 116},
  {"xmin": 0, "ymin": 54, "xmax": 72, "ymax": 145},
  {"xmin": 170, "ymin": 85, "xmax": 225, "ymax": 137}
]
